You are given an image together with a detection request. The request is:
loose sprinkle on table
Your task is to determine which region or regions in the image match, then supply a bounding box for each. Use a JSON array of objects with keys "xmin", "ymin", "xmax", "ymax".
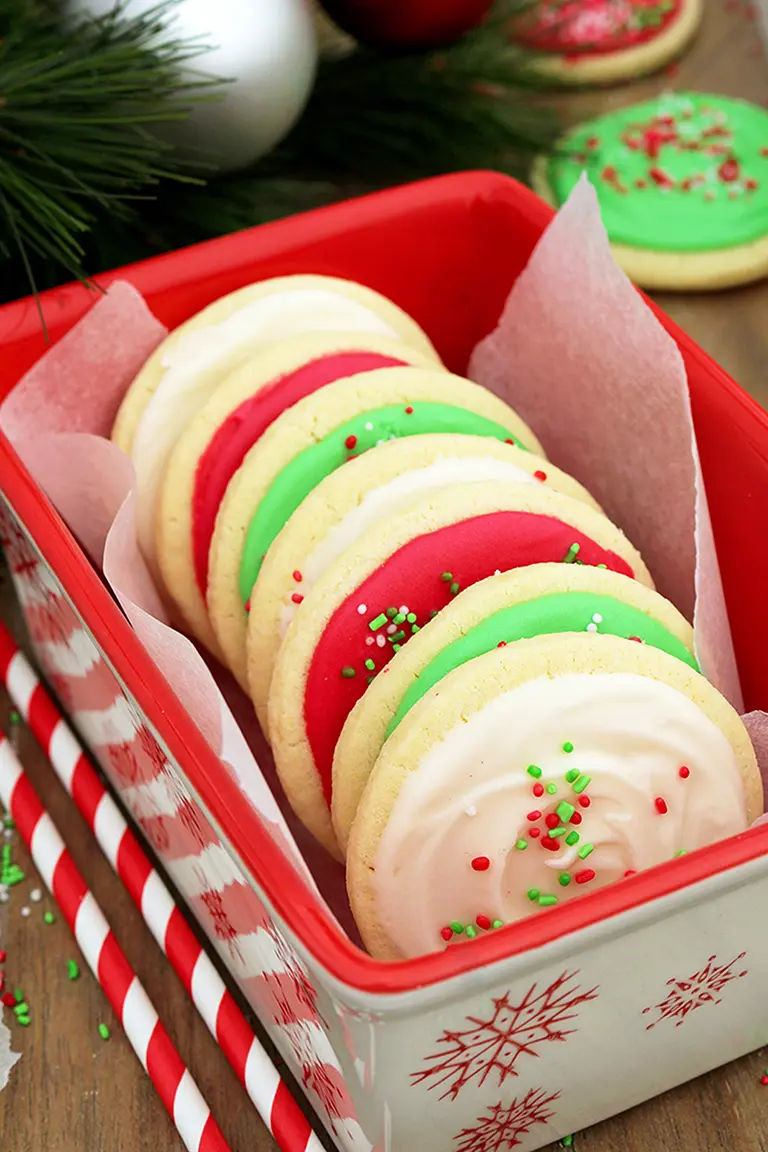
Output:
[
  {"xmin": 44, "ymin": 911, "xmax": 55, "ymax": 925},
  {"xmin": 98, "ymin": 1024, "xmax": 111, "ymax": 1041},
  {"xmin": 67, "ymin": 960, "xmax": 80, "ymax": 981}
]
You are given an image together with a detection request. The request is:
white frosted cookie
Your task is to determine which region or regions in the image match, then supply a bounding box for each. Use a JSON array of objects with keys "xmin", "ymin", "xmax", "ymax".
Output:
[
  {"xmin": 268, "ymin": 481, "xmax": 652, "ymax": 858},
  {"xmin": 332, "ymin": 562, "xmax": 696, "ymax": 855},
  {"xmin": 111, "ymin": 274, "xmax": 441, "ymax": 579},
  {"xmin": 247, "ymin": 434, "xmax": 603, "ymax": 736},
  {"xmin": 511, "ymin": 0, "xmax": 701, "ymax": 86},
  {"xmin": 208, "ymin": 368, "xmax": 545, "ymax": 690},
  {"xmin": 156, "ymin": 332, "xmax": 437, "ymax": 658},
  {"xmin": 346, "ymin": 632, "xmax": 761, "ymax": 960}
]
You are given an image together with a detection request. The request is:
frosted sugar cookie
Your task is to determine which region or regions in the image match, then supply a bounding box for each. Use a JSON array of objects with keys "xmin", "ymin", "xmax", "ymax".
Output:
[
  {"xmin": 111, "ymin": 274, "xmax": 441, "ymax": 577},
  {"xmin": 532, "ymin": 92, "xmax": 768, "ymax": 291},
  {"xmin": 332, "ymin": 562, "xmax": 696, "ymax": 854},
  {"xmin": 346, "ymin": 632, "xmax": 761, "ymax": 959},
  {"xmin": 268, "ymin": 481, "xmax": 652, "ymax": 857},
  {"xmin": 208, "ymin": 369, "xmax": 545, "ymax": 690},
  {"xmin": 247, "ymin": 434, "xmax": 603, "ymax": 735},
  {"xmin": 156, "ymin": 333, "xmax": 437, "ymax": 657},
  {"xmin": 512, "ymin": 0, "xmax": 702, "ymax": 86}
]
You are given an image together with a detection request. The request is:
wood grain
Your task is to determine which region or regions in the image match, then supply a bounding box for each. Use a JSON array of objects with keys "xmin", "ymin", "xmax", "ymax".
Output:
[{"xmin": 2, "ymin": 0, "xmax": 768, "ymax": 1146}]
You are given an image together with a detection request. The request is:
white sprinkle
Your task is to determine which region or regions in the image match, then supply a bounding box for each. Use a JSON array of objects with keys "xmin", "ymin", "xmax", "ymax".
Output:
[
  {"xmin": 494, "ymin": 569, "xmax": 501, "ymax": 577},
  {"xmin": 592, "ymin": 613, "xmax": 603, "ymax": 624},
  {"xmin": 0, "ymin": 890, "xmax": 8, "ymax": 904},
  {"xmin": 3, "ymin": 828, "xmax": 12, "ymax": 841},
  {"xmin": 20, "ymin": 906, "xmax": 30, "ymax": 918},
  {"xmin": 30, "ymin": 888, "xmax": 42, "ymax": 903},
  {"xmin": 465, "ymin": 806, "xmax": 477, "ymax": 817},
  {"xmin": 399, "ymin": 605, "xmax": 409, "ymax": 615},
  {"xmin": 376, "ymin": 635, "xmax": 386, "ymax": 648},
  {"xmin": 586, "ymin": 623, "xmax": 598, "ymax": 633},
  {"xmin": 365, "ymin": 422, "xmax": 374, "ymax": 431},
  {"xmin": 387, "ymin": 624, "xmax": 397, "ymax": 635},
  {"xmin": 365, "ymin": 636, "xmax": 375, "ymax": 647},
  {"xmin": 357, "ymin": 604, "xmax": 367, "ymax": 615}
]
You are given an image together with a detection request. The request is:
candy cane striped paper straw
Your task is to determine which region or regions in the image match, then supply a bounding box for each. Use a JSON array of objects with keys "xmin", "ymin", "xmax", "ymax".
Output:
[
  {"xmin": 0, "ymin": 731, "xmax": 231, "ymax": 1152},
  {"xmin": 0, "ymin": 620, "xmax": 322, "ymax": 1152}
]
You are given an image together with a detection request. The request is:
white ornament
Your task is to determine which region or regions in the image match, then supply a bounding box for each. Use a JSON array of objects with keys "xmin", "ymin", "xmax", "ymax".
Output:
[{"xmin": 66, "ymin": 0, "xmax": 318, "ymax": 173}]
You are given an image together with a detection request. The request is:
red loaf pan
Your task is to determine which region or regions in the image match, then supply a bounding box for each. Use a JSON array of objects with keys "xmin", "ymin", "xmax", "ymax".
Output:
[{"xmin": 2, "ymin": 172, "xmax": 768, "ymax": 1152}]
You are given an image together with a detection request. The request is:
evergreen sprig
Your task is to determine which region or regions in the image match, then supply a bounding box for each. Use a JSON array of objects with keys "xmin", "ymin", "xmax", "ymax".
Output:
[{"xmin": 0, "ymin": 0, "xmax": 558, "ymax": 305}]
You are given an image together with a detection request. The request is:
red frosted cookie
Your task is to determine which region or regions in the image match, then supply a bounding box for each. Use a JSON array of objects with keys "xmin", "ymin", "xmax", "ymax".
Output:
[{"xmin": 268, "ymin": 481, "xmax": 653, "ymax": 856}]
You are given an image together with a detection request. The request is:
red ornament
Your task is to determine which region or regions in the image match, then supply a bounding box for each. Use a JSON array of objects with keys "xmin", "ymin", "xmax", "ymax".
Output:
[{"xmin": 320, "ymin": 0, "xmax": 494, "ymax": 48}]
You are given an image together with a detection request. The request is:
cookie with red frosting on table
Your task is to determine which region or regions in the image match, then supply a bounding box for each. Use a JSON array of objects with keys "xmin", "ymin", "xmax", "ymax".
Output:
[
  {"xmin": 156, "ymin": 332, "xmax": 438, "ymax": 659},
  {"xmin": 207, "ymin": 369, "xmax": 545, "ymax": 690},
  {"xmin": 332, "ymin": 562, "xmax": 697, "ymax": 855},
  {"xmin": 532, "ymin": 92, "xmax": 768, "ymax": 291},
  {"xmin": 268, "ymin": 481, "xmax": 653, "ymax": 858},
  {"xmin": 510, "ymin": 0, "xmax": 701, "ymax": 86},
  {"xmin": 247, "ymin": 433, "xmax": 603, "ymax": 736},
  {"xmin": 346, "ymin": 632, "xmax": 761, "ymax": 960},
  {"xmin": 111, "ymin": 274, "xmax": 441, "ymax": 581}
]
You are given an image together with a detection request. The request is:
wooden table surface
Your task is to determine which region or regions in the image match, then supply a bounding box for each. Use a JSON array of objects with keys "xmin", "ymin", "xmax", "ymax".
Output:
[{"xmin": 2, "ymin": 2, "xmax": 768, "ymax": 1148}]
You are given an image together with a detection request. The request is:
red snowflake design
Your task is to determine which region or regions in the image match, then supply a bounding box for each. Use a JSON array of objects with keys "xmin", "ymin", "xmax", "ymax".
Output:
[
  {"xmin": 412, "ymin": 971, "xmax": 598, "ymax": 1099},
  {"xmin": 454, "ymin": 1088, "xmax": 560, "ymax": 1152},
  {"xmin": 267, "ymin": 926, "xmax": 324, "ymax": 1028},
  {"xmin": 642, "ymin": 952, "xmax": 748, "ymax": 1029}
]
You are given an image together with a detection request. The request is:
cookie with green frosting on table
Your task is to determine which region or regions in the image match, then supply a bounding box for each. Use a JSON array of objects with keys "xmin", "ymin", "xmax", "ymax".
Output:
[
  {"xmin": 346, "ymin": 632, "xmax": 761, "ymax": 960},
  {"xmin": 267, "ymin": 481, "xmax": 653, "ymax": 858},
  {"xmin": 246, "ymin": 433, "xmax": 604, "ymax": 738},
  {"xmin": 332, "ymin": 562, "xmax": 697, "ymax": 855},
  {"xmin": 207, "ymin": 367, "xmax": 545, "ymax": 691},
  {"xmin": 511, "ymin": 0, "xmax": 702, "ymax": 87},
  {"xmin": 156, "ymin": 331, "xmax": 438, "ymax": 661},
  {"xmin": 532, "ymin": 91, "xmax": 768, "ymax": 291}
]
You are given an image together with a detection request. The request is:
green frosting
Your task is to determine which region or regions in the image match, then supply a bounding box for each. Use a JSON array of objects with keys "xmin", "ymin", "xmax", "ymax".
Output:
[
  {"xmin": 387, "ymin": 591, "xmax": 699, "ymax": 735},
  {"xmin": 547, "ymin": 92, "xmax": 768, "ymax": 252},
  {"xmin": 239, "ymin": 401, "xmax": 525, "ymax": 604}
]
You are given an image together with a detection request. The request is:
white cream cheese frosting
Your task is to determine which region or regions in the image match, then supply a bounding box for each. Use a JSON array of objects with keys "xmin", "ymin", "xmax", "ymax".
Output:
[{"xmin": 372, "ymin": 672, "xmax": 748, "ymax": 959}]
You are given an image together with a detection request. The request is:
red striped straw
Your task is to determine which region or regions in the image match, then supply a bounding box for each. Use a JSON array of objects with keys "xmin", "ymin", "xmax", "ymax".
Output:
[
  {"xmin": 0, "ymin": 730, "xmax": 231, "ymax": 1152},
  {"xmin": 0, "ymin": 620, "xmax": 322, "ymax": 1152}
]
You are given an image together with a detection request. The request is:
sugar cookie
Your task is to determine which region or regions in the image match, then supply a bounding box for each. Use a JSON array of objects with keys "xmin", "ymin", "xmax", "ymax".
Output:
[
  {"xmin": 112, "ymin": 275, "xmax": 441, "ymax": 578},
  {"xmin": 268, "ymin": 481, "xmax": 652, "ymax": 857},
  {"xmin": 156, "ymin": 333, "xmax": 437, "ymax": 657},
  {"xmin": 247, "ymin": 434, "xmax": 604, "ymax": 735},
  {"xmin": 333, "ymin": 562, "xmax": 696, "ymax": 854},
  {"xmin": 513, "ymin": 0, "xmax": 702, "ymax": 86},
  {"xmin": 533, "ymin": 92, "xmax": 768, "ymax": 291},
  {"xmin": 208, "ymin": 369, "xmax": 545, "ymax": 689},
  {"xmin": 346, "ymin": 632, "xmax": 761, "ymax": 959}
]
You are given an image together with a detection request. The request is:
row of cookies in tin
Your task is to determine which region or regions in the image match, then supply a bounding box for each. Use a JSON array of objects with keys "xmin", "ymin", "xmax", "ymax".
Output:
[{"xmin": 111, "ymin": 272, "xmax": 761, "ymax": 960}]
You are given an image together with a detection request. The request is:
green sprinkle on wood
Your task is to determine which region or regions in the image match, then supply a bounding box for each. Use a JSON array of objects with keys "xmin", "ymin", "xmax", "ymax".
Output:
[
  {"xmin": 43, "ymin": 911, "xmax": 55, "ymax": 925},
  {"xmin": 98, "ymin": 1023, "xmax": 111, "ymax": 1041},
  {"xmin": 67, "ymin": 960, "xmax": 80, "ymax": 981}
]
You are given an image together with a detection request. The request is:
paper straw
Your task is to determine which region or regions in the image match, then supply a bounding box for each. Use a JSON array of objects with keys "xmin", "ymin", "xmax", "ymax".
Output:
[
  {"xmin": 0, "ymin": 620, "xmax": 322, "ymax": 1152},
  {"xmin": 0, "ymin": 731, "xmax": 231, "ymax": 1152}
]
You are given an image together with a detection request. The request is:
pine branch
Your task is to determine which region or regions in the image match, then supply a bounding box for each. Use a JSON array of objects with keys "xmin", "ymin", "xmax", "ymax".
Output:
[{"xmin": 0, "ymin": 0, "xmax": 559, "ymax": 305}]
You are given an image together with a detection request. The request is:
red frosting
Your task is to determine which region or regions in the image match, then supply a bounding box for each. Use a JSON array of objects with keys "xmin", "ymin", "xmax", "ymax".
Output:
[
  {"xmin": 191, "ymin": 351, "xmax": 407, "ymax": 598},
  {"xmin": 304, "ymin": 510, "xmax": 635, "ymax": 807},
  {"xmin": 515, "ymin": 0, "xmax": 683, "ymax": 57}
]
